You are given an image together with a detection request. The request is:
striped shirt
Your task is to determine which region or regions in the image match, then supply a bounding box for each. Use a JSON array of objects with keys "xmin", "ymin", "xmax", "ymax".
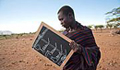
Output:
[{"xmin": 63, "ymin": 21, "xmax": 101, "ymax": 70}]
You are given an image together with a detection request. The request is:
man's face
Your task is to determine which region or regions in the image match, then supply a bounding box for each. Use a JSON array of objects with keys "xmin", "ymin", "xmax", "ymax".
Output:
[{"xmin": 58, "ymin": 12, "xmax": 71, "ymax": 28}]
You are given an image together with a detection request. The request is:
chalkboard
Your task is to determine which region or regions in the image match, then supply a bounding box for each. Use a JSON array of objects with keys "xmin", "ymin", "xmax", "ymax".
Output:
[{"xmin": 32, "ymin": 22, "xmax": 73, "ymax": 69}]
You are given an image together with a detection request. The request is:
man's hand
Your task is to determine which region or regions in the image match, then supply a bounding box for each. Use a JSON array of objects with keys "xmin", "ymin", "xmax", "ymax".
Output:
[{"xmin": 69, "ymin": 40, "xmax": 81, "ymax": 52}]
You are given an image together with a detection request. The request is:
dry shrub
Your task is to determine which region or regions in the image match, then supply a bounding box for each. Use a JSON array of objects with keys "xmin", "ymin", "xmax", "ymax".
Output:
[{"xmin": 110, "ymin": 29, "xmax": 120, "ymax": 35}]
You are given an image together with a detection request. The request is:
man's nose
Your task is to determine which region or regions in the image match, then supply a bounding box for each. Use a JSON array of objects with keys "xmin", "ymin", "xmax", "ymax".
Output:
[{"xmin": 61, "ymin": 21, "xmax": 64, "ymax": 25}]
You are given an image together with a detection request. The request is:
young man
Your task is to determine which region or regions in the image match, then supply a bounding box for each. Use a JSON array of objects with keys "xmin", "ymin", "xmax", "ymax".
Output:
[{"xmin": 57, "ymin": 5, "xmax": 101, "ymax": 70}]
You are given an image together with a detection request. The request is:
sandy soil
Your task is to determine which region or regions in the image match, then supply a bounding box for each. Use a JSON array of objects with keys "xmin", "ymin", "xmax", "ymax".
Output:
[{"xmin": 0, "ymin": 30, "xmax": 120, "ymax": 70}]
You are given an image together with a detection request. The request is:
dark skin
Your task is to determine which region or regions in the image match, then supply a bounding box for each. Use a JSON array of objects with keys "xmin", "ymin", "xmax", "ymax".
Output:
[
  {"xmin": 58, "ymin": 11, "xmax": 82, "ymax": 52},
  {"xmin": 58, "ymin": 11, "xmax": 75, "ymax": 29}
]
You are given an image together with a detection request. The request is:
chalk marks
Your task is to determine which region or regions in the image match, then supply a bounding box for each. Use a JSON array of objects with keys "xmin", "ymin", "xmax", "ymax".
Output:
[{"xmin": 33, "ymin": 28, "xmax": 68, "ymax": 66}]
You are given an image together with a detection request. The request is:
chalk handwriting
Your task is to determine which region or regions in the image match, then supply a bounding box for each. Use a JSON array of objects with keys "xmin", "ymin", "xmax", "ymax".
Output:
[{"xmin": 33, "ymin": 27, "xmax": 68, "ymax": 66}]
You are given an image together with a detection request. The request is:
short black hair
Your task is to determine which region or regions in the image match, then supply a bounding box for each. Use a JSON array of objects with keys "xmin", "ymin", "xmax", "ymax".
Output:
[{"xmin": 57, "ymin": 5, "xmax": 74, "ymax": 17}]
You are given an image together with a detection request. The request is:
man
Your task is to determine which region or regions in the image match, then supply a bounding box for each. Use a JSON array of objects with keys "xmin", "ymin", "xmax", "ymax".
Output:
[{"xmin": 57, "ymin": 5, "xmax": 101, "ymax": 70}]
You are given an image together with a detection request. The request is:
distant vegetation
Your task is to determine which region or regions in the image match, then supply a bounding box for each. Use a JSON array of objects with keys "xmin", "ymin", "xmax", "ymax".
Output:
[
  {"xmin": 105, "ymin": 6, "xmax": 120, "ymax": 29},
  {"xmin": 0, "ymin": 32, "xmax": 35, "ymax": 40},
  {"xmin": 87, "ymin": 7, "xmax": 120, "ymax": 34},
  {"xmin": 58, "ymin": 29, "xmax": 65, "ymax": 33}
]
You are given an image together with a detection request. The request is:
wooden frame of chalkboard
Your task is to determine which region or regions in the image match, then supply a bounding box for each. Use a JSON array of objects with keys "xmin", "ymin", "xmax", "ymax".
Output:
[{"xmin": 32, "ymin": 22, "xmax": 74, "ymax": 69}]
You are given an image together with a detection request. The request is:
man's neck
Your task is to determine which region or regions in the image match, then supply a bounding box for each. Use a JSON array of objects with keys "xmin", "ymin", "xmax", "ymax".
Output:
[
  {"xmin": 70, "ymin": 21, "xmax": 77, "ymax": 30},
  {"xmin": 65, "ymin": 21, "xmax": 77, "ymax": 32}
]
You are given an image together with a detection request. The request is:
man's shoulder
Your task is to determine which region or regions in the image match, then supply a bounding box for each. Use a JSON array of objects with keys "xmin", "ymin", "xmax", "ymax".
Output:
[{"xmin": 76, "ymin": 21, "xmax": 91, "ymax": 30}]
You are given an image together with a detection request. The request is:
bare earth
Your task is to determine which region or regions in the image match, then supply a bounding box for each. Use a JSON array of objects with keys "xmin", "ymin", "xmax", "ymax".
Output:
[{"xmin": 0, "ymin": 30, "xmax": 120, "ymax": 70}]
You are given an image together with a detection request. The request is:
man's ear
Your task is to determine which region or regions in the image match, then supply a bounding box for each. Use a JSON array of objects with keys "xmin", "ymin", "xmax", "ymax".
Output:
[{"xmin": 68, "ymin": 13, "xmax": 74, "ymax": 18}]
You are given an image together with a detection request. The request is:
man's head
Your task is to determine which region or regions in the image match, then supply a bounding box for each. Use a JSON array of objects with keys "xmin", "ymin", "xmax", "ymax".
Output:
[{"xmin": 57, "ymin": 5, "xmax": 75, "ymax": 29}]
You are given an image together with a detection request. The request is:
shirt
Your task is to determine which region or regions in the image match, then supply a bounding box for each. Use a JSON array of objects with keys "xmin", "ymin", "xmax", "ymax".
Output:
[{"xmin": 63, "ymin": 21, "xmax": 101, "ymax": 70}]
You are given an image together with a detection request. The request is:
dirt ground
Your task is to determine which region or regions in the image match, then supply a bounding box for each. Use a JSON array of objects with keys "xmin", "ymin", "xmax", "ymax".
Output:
[{"xmin": 0, "ymin": 29, "xmax": 120, "ymax": 70}]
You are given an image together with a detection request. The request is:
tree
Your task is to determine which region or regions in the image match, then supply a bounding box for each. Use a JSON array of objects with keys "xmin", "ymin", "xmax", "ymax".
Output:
[
  {"xmin": 94, "ymin": 25, "xmax": 99, "ymax": 31},
  {"xmin": 106, "ymin": 23, "xmax": 113, "ymax": 29},
  {"xmin": 94, "ymin": 25, "xmax": 104, "ymax": 32},
  {"xmin": 98, "ymin": 25, "xmax": 104, "ymax": 32},
  {"xmin": 87, "ymin": 25, "xmax": 93, "ymax": 29},
  {"xmin": 113, "ymin": 23, "xmax": 120, "ymax": 29},
  {"xmin": 105, "ymin": 7, "xmax": 120, "ymax": 35},
  {"xmin": 105, "ymin": 7, "xmax": 120, "ymax": 29}
]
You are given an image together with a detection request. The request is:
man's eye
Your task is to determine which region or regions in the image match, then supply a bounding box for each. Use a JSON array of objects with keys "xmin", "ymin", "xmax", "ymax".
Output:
[{"xmin": 60, "ymin": 18, "xmax": 63, "ymax": 21}]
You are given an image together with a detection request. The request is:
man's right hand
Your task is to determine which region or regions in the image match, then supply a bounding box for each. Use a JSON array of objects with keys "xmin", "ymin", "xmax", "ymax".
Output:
[{"xmin": 69, "ymin": 40, "xmax": 82, "ymax": 52}]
